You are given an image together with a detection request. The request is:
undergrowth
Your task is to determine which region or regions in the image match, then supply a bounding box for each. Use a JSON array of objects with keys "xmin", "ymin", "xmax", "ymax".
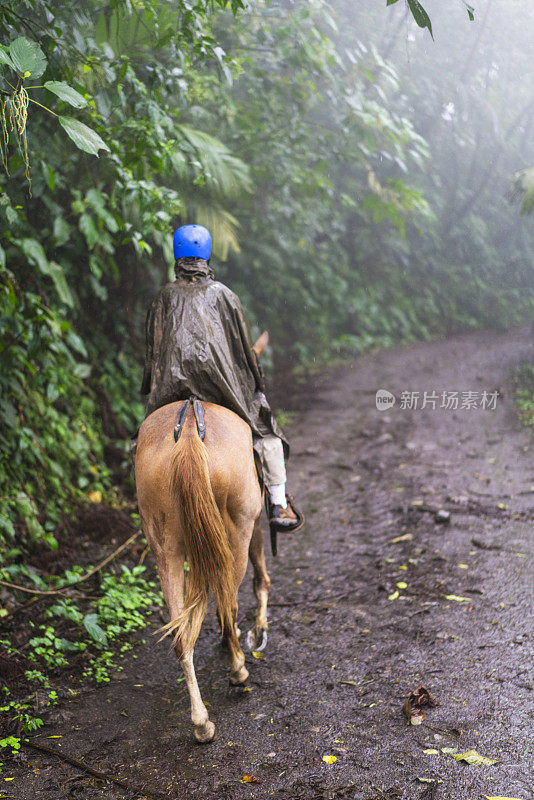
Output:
[
  {"xmin": 0, "ymin": 560, "xmax": 163, "ymax": 763},
  {"xmin": 512, "ymin": 362, "xmax": 534, "ymax": 426}
]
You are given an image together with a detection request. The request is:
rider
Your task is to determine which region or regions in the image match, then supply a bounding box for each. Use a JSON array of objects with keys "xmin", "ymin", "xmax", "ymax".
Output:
[{"xmin": 139, "ymin": 223, "xmax": 301, "ymax": 530}]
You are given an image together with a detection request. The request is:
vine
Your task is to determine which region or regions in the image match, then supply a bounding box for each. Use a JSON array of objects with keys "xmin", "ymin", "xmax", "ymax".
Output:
[{"xmin": 0, "ymin": 85, "xmax": 30, "ymax": 185}]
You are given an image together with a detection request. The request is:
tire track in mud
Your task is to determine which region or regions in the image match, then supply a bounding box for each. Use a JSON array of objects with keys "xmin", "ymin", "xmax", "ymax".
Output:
[{"xmin": 11, "ymin": 327, "xmax": 534, "ymax": 800}]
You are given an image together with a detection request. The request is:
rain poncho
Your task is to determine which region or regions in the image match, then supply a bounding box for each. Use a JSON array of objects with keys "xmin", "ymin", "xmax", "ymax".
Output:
[{"xmin": 141, "ymin": 259, "xmax": 288, "ymax": 457}]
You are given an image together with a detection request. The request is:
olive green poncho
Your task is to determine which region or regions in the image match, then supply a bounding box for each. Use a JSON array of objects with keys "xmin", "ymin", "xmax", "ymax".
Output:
[{"xmin": 141, "ymin": 259, "xmax": 288, "ymax": 457}]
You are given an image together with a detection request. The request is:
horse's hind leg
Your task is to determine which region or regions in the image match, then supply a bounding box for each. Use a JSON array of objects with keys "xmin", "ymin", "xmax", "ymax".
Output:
[
  {"xmin": 220, "ymin": 514, "xmax": 251, "ymax": 687},
  {"xmin": 223, "ymin": 599, "xmax": 249, "ymax": 687},
  {"xmin": 150, "ymin": 534, "xmax": 215, "ymax": 743},
  {"xmin": 180, "ymin": 648, "xmax": 215, "ymax": 743},
  {"xmin": 246, "ymin": 517, "xmax": 271, "ymax": 652}
]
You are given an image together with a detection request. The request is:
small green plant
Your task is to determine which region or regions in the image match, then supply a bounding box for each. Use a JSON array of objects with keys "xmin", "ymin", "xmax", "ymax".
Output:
[
  {"xmin": 0, "ymin": 736, "xmax": 21, "ymax": 756},
  {"xmin": 513, "ymin": 363, "xmax": 534, "ymax": 427},
  {"xmin": 28, "ymin": 625, "xmax": 87, "ymax": 670},
  {"xmin": 274, "ymin": 409, "xmax": 298, "ymax": 430}
]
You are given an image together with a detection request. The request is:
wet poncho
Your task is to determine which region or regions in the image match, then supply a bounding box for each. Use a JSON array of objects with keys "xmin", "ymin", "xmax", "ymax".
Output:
[{"xmin": 141, "ymin": 258, "xmax": 288, "ymax": 457}]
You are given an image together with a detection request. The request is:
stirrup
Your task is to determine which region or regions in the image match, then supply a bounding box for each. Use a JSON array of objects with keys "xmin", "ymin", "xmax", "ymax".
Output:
[{"xmin": 265, "ymin": 494, "xmax": 305, "ymax": 557}]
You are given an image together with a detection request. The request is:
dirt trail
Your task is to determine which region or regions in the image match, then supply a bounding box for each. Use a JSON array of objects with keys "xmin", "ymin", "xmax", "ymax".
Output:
[{"xmin": 11, "ymin": 328, "xmax": 534, "ymax": 800}]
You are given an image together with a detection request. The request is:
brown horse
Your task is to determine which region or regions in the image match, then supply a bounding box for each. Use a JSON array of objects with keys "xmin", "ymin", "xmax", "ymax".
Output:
[{"xmin": 135, "ymin": 361, "xmax": 271, "ymax": 742}]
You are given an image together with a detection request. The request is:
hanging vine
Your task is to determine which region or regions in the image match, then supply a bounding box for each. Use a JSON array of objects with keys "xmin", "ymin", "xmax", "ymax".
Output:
[{"xmin": 0, "ymin": 84, "xmax": 31, "ymax": 187}]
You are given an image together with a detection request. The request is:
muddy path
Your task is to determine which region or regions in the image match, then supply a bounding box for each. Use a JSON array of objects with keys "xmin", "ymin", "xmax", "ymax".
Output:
[{"xmin": 11, "ymin": 328, "xmax": 534, "ymax": 800}]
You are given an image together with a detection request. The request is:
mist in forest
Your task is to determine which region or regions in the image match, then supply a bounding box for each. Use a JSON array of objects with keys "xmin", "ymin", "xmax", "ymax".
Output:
[
  {"xmin": 335, "ymin": 0, "xmax": 534, "ymax": 287},
  {"xmin": 1, "ymin": 0, "xmax": 534, "ymax": 549}
]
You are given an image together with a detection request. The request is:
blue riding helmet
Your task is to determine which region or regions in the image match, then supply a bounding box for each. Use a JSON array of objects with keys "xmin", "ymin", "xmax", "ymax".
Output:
[{"xmin": 173, "ymin": 224, "xmax": 212, "ymax": 261}]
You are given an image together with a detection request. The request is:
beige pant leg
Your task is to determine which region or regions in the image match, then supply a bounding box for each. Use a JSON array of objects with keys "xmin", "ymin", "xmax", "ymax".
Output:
[{"xmin": 259, "ymin": 434, "xmax": 286, "ymax": 487}]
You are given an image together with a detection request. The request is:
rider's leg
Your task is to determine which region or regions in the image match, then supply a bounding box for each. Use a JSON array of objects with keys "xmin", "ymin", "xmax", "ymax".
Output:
[
  {"xmin": 260, "ymin": 435, "xmax": 300, "ymax": 527},
  {"xmin": 260, "ymin": 434, "xmax": 287, "ymax": 507}
]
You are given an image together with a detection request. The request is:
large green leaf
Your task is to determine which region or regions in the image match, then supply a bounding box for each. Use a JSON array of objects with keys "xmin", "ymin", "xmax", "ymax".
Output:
[
  {"xmin": 58, "ymin": 117, "xmax": 110, "ymax": 156},
  {"xmin": 53, "ymin": 217, "xmax": 71, "ymax": 247},
  {"xmin": 8, "ymin": 37, "xmax": 47, "ymax": 78},
  {"xmin": 45, "ymin": 262, "xmax": 75, "ymax": 308},
  {"xmin": 83, "ymin": 613, "xmax": 108, "ymax": 646},
  {"xmin": 407, "ymin": 0, "xmax": 433, "ymax": 38},
  {"xmin": 0, "ymin": 46, "xmax": 14, "ymax": 70},
  {"xmin": 86, "ymin": 189, "xmax": 119, "ymax": 233},
  {"xmin": 44, "ymin": 81, "xmax": 88, "ymax": 109},
  {"xmin": 20, "ymin": 238, "xmax": 74, "ymax": 307},
  {"xmin": 79, "ymin": 214, "xmax": 99, "ymax": 249}
]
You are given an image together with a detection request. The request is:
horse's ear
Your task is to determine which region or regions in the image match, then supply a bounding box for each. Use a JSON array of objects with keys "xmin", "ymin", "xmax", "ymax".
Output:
[{"xmin": 253, "ymin": 330, "xmax": 269, "ymax": 356}]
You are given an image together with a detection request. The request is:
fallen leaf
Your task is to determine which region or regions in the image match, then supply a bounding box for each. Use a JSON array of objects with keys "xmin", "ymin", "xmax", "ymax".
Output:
[
  {"xmin": 451, "ymin": 749, "xmax": 498, "ymax": 766},
  {"xmin": 483, "ymin": 796, "xmax": 526, "ymax": 799},
  {"xmin": 411, "ymin": 500, "xmax": 424, "ymax": 506},
  {"xmin": 418, "ymin": 777, "xmax": 444, "ymax": 784},
  {"xmin": 497, "ymin": 502, "xmax": 508, "ymax": 510},
  {"xmin": 388, "ymin": 590, "xmax": 400, "ymax": 601},
  {"xmin": 403, "ymin": 685, "xmax": 439, "ymax": 725},
  {"xmin": 423, "ymin": 748, "xmax": 439, "ymax": 754},
  {"xmin": 241, "ymin": 775, "xmax": 261, "ymax": 783},
  {"xmin": 444, "ymin": 594, "xmax": 471, "ymax": 602},
  {"xmin": 396, "ymin": 581, "xmax": 407, "ymax": 589},
  {"xmin": 409, "ymin": 685, "xmax": 440, "ymax": 708},
  {"xmin": 440, "ymin": 747, "xmax": 457, "ymax": 754},
  {"xmin": 339, "ymin": 680, "xmax": 357, "ymax": 686},
  {"xmin": 389, "ymin": 533, "xmax": 414, "ymax": 543},
  {"xmin": 88, "ymin": 490, "xmax": 102, "ymax": 503},
  {"xmin": 251, "ymin": 651, "xmax": 264, "ymax": 659},
  {"xmin": 403, "ymin": 699, "xmax": 424, "ymax": 725},
  {"xmin": 322, "ymin": 755, "xmax": 337, "ymax": 764}
]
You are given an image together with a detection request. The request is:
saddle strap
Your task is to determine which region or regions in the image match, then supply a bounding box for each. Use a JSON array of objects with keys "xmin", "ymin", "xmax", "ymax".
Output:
[
  {"xmin": 192, "ymin": 397, "xmax": 206, "ymax": 441},
  {"xmin": 173, "ymin": 396, "xmax": 206, "ymax": 443}
]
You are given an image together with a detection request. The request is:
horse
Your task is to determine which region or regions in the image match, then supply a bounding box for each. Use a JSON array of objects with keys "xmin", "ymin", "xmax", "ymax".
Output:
[{"xmin": 135, "ymin": 336, "xmax": 271, "ymax": 743}]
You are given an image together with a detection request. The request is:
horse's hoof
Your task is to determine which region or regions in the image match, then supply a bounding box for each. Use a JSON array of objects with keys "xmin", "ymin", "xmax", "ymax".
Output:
[
  {"xmin": 194, "ymin": 720, "xmax": 216, "ymax": 743},
  {"xmin": 246, "ymin": 627, "xmax": 268, "ymax": 652},
  {"xmin": 229, "ymin": 665, "xmax": 249, "ymax": 686}
]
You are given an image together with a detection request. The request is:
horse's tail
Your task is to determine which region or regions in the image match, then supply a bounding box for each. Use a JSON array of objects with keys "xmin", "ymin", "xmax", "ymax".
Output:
[{"xmin": 159, "ymin": 420, "xmax": 235, "ymax": 654}]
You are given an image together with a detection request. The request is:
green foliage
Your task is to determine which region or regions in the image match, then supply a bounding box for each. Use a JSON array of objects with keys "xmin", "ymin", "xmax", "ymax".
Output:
[
  {"xmin": 0, "ymin": 560, "xmax": 164, "ymax": 751},
  {"xmin": 0, "ymin": 277, "xmax": 112, "ymax": 550},
  {"xmin": 509, "ymin": 167, "xmax": 534, "ymax": 215},
  {"xmin": 386, "ymin": 0, "xmax": 475, "ymax": 33},
  {"xmin": 14, "ymin": 564, "xmax": 163, "ymax": 680},
  {"xmin": 28, "ymin": 625, "xmax": 87, "ymax": 670},
  {"xmin": 513, "ymin": 363, "xmax": 534, "ymax": 427},
  {"xmin": 0, "ymin": 0, "xmax": 532, "ymax": 561}
]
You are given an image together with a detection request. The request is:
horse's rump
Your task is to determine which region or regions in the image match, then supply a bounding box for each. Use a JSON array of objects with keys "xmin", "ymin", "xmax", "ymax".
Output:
[{"xmin": 136, "ymin": 401, "xmax": 261, "ymax": 653}]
